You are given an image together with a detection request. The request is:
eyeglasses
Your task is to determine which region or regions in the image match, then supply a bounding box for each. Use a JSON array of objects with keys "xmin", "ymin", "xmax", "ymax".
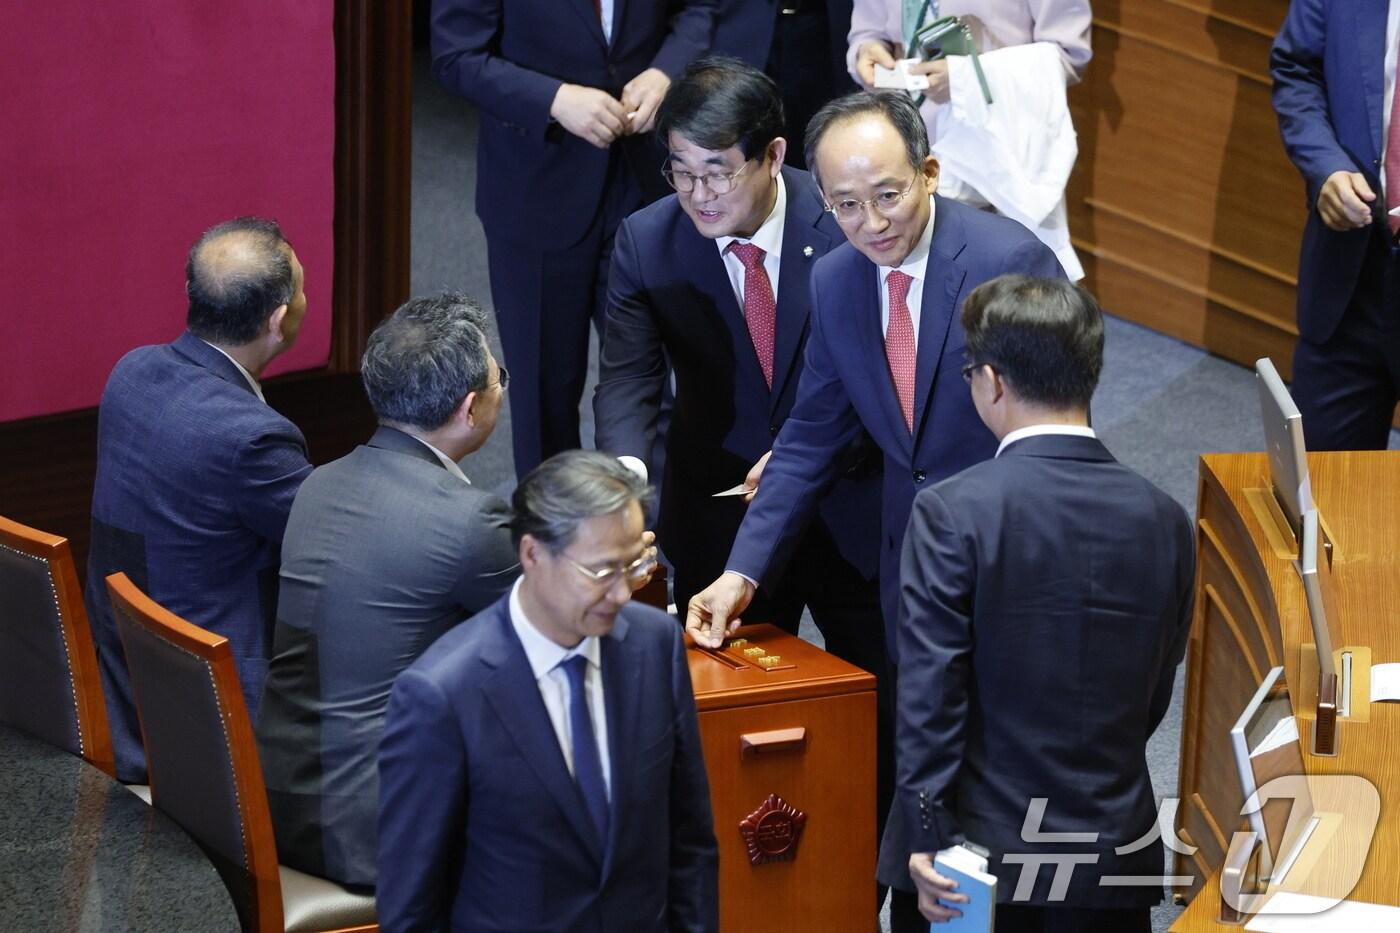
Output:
[
  {"xmin": 961, "ymin": 361, "xmax": 995, "ymax": 383},
  {"xmin": 661, "ymin": 160, "xmax": 753, "ymax": 195},
  {"xmin": 484, "ymin": 366, "xmax": 510, "ymax": 393},
  {"xmin": 563, "ymin": 552, "xmax": 658, "ymax": 589},
  {"xmin": 824, "ymin": 176, "xmax": 920, "ymax": 223}
]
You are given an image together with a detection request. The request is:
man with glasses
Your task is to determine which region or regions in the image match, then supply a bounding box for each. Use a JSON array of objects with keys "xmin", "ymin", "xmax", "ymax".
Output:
[
  {"xmin": 377, "ymin": 450, "xmax": 717, "ymax": 933},
  {"xmin": 595, "ymin": 54, "xmax": 886, "ymax": 700},
  {"xmin": 687, "ymin": 82, "xmax": 1062, "ymax": 784},
  {"xmin": 256, "ymin": 292, "xmax": 520, "ymax": 888},
  {"xmin": 891, "ymin": 276, "xmax": 1191, "ymax": 932}
]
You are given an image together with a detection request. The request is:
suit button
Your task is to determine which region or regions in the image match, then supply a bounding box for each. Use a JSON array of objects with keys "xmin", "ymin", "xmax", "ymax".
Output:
[
  {"xmin": 608, "ymin": 64, "xmax": 618, "ymax": 77},
  {"xmin": 770, "ymin": 426, "xmax": 779, "ymax": 437},
  {"xmin": 913, "ymin": 470, "xmax": 927, "ymax": 483}
]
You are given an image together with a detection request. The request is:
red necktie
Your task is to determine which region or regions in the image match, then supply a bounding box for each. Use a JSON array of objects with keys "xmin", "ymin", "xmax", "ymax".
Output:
[
  {"xmin": 1388, "ymin": 76, "xmax": 1400, "ymax": 235},
  {"xmin": 727, "ymin": 242, "xmax": 776, "ymax": 388},
  {"xmin": 886, "ymin": 270, "xmax": 916, "ymax": 432}
]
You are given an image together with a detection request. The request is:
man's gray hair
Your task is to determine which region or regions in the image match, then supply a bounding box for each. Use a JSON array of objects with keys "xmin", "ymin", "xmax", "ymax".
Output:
[
  {"xmin": 360, "ymin": 291, "xmax": 493, "ymax": 430},
  {"xmin": 511, "ymin": 450, "xmax": 653, "ymax": 551}
]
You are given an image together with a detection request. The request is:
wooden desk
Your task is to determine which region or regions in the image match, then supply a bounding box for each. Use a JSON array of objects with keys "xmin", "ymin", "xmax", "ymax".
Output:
[
  {"xmin": 688, "ymin": 624, "xmax": 878, "ymax": 932},
  {"xmin": 0, "ymin": 724, "xmax": 239, "ymax": 932},
  {"xmin": 1172, "ymin": 452, "xmax": 1400, "ymax": 930}
]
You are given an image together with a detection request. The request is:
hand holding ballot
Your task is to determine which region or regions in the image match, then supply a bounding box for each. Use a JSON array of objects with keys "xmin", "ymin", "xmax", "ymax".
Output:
[{"xmin": 684, "ymin": 572, "xmax": 755, "ymax": 648}]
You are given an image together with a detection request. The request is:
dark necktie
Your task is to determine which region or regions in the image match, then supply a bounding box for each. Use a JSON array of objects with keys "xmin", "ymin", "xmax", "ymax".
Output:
[
  {"xmin": 726, "ymin": 241, "xmax": 777, "ymax": 388},
  {"xmin": 886, "ymin": 270, "xmax": 917, "ymax": 432},
  {"xmin": 561, "ymin": 655, "xmax": 609, "ymax": 841}
]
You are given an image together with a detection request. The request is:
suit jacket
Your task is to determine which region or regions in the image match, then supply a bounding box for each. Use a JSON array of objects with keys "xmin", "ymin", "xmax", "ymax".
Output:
[
  {"xmin": 429, "ymin": 0, "xmax": 716, "ymax": 249},
  {"xmin": 255, "ymin": 426, "xmax": 519, "ymax": 888},
  {"xmin": 1271, "ymin": 0, "xmax": 1389, "ymax": 344},
  {"xmin": 712, "ymin": 0, "xmax": 852, "ymax": 78},
  {"xmin": 727, "ymin": 197, "xmax": 1064, "ymax": 656},
  {"xmin": 84, "ymin": 331, "xmax": 312, "ymax": 782},
  {"xmin": 376, "ymin": 595, "xmax": 718, "ymax": 933},
  {"xmin": 593, "ymin": 166, "xmax": 880, "ymax": 588},
  {"xmin": 885, "ymin": 434, "xmax": 1194, "ymax": 907}
]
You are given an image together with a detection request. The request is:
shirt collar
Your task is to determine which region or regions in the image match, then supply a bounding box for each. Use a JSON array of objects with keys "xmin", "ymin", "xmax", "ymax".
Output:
[
  {"xmin": 996, "ymin": 424, "xmax": 1097, "ymax": 457},
  {"xmin": 716, "ymin": 172, "xmax": 787, "ymax": 258},
  {"xmin": 411, "ymin": 435, "xmax": 471, "ymax": 484},
  {"xmin": 508, "ymin": 578, "xmax": 601, "ymax": 679},
  {"xmin": 877, "ymin": 195, "xmax": 936, "ymax": 291},
  {"xmin": 201, "ymin": 340, "xmax": 265, "ymax": 403}
]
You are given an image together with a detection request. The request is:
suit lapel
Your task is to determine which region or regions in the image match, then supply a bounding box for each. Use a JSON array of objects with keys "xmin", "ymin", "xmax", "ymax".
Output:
[
  {"xmin": 570, "ymin": 0, "xmax": 609, "ymax": 52},
  {"xmin": 1355, "ymin": 1, "xmax": 1387, "ymax": 162},
  {"xmin": 481, "ymin": 607, "xmax": 605, "ymax": 865},
  {"xmin": 770, "ymin": 168, "xmax": 832, "ymax": 411},
  {"xmin": 599, "ymin": 613, "xmax": 639, "ymax": 879},
  {"xmin": 912, "ymin": 200, "xmax": 967, "ymax": 443}
]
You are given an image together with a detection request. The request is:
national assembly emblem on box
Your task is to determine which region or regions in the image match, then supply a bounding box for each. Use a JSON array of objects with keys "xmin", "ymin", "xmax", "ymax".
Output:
[{"xmin": 739, "ymin": 793, "xmax": 808, "ymax": 866}]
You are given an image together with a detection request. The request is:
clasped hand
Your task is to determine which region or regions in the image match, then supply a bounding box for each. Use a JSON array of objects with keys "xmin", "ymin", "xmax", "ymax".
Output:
[{"xmin": 549, "ymin": 68, "xmax": 670, "ymax": 149}]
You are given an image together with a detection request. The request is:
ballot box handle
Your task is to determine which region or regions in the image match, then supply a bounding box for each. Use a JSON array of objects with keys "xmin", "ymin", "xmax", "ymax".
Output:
[{"xmin": 740, "ymin": 727, "xmax": 808, "ymax": 759}]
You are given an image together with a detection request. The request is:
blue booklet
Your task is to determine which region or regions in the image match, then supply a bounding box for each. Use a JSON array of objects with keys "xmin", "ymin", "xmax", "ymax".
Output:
[{"xmin": 932, "ymin": 844, "xmax": 997, "ymax": 932}]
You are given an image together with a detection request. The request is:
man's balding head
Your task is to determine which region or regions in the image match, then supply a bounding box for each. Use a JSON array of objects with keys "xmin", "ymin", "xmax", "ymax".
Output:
[{"xmin": 186, "ymin": 217, "xmax": 299, "ymax": 346}]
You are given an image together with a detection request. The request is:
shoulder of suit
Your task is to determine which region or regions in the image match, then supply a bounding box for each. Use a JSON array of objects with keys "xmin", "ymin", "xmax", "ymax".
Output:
[
  {"xmin": 619, "ymin": 602, "xmax": 681, "ymax": 643},
  {"xmin": 410, "ymin": 597, "xmax": 509, "ymax": 676}
]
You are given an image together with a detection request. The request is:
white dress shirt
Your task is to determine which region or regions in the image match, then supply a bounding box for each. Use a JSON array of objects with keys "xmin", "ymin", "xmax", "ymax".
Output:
[
  {"xmin": 508, "ymin": 579, "xmax": 612, "ymax": 797},
  {"xmin": 202, "ymin": 340, "xmax": 265, "ymax": 403},
  {"xmin": 411, "ymin": 436, "xmax": 471, "ymax": 485},
  {"xmin": 716, "ymin": 173, "xmax": 787, "ymax": 309},
  {"xmin": 1382, "ymin": 0, "xmax": 1400, "ymax": 199},
  {"xmin": 877, "ymin": 196, "xmax": 937, "ymax": 349},
  {"xmin": 995, "ymin": 423, "xmax": 1096, "ymax": 457}
]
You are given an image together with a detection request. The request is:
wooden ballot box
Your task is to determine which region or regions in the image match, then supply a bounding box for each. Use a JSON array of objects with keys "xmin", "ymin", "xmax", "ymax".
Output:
[{"xmin": 687, "ymin": 624, "xmax": 877, "ymax": 932}]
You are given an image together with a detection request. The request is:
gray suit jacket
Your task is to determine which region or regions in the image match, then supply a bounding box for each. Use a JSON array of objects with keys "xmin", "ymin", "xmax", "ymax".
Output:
[{"xmin": 255, "ymin": 426, "xmax": 519, "ymax": 888}]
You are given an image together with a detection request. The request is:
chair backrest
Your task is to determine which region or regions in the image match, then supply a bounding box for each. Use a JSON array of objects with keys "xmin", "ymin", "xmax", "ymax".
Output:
[
  {"xmin": 106, "ymin": 572, "xmax": 283, "ymax": 932},
  {"xmin": 0, "ymin": 515, "xmax": 113, "ymax": 774}
]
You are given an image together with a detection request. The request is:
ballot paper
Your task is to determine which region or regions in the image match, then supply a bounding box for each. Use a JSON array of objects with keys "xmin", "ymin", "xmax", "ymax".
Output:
[
  {"xmin": 1251, "ymin": 716, "xmax": 1299, "ymax": 757},
  {"xmin": 873, "ymin": 58, "xmax": 930, "ymax": 91},
  {"xmin": 1390, "ymin": 206, "xmax": 1400, "ymax": 217},
  {"xmin": 1370, "ymin": 662, "xmax": 1400, "ymax": 702},
  {"xmin": 712, "ymin": 483, "xmax": 751, "ymax": 498}
]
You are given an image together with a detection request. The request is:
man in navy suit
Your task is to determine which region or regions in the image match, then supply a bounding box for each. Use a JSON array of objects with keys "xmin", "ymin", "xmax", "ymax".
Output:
[
  {"xmin": 377, "ymin": 450, "xmax": 717, "ymax": 933},
  {"xmin": 85, "ymin": 216, "xmax": 313, "ymax": 782},
  {"xmin": 593, "ymin": 57, "xmax": 891, "ymax": 876},
  {"xmin": 886, "ymin": 276, "xmax": 1193, "ymax": 933},
  {"xmin": 1272, "ymin": 0, "xmax": 1400, "ymax": 450},
  {"xmin": 594, "ymin": 56, "xmax": 884, "ymax": 674},
  {"xmin": 429, "ymin": 0, "xmax": 716, "ymax": 478},
  {"xmin": 686, "ymin": 91, "xmax": 1063, "ymax": 664}
]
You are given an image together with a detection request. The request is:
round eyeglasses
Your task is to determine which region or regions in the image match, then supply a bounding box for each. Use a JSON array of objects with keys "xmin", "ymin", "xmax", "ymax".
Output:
[
  {"xmin": 824, "ymin": 176, "xmax": 920, "ymax": 223},
  {"xmin": 661, "ymin": 160, "xmax": 753, "ymax": 195}
]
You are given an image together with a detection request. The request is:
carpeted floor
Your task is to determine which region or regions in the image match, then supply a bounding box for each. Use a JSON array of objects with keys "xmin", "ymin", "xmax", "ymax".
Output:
[{"xmin": 408, "ymin": 53, "xmax": 1397, "ymax": 933}]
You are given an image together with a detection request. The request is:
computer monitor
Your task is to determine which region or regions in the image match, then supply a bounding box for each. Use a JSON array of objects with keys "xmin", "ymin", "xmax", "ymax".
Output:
[
  {"xmin": 1230, "ymin": 666, "xmax": 1316, "ymax": 882},
  {"xmin": 1255, "ymin": 358, "xmax": 1313, "ymax": 538}
]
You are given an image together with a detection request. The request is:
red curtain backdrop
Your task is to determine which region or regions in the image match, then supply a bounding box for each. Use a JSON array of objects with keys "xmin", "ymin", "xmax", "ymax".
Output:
[{"xmin": 0, "ymin": 4, "xmax": 335, "ymax": 423}]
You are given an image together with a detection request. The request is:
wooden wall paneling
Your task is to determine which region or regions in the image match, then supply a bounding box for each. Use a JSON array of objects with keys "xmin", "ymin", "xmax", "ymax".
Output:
[
  {"xmin": 1068, "ymin": 0, "xmax": 1305, "ymax": 375},
  {"xmin": 0, "ymin": 2, "xmax": 411, "ymax": 569}
]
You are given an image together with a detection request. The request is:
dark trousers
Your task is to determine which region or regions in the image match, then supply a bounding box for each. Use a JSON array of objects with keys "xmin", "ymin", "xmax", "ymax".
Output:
[
  {"xmin": 487, "ymin": 152, "xmax": 641, "ymax": 478},
  {"xmin": 889, "ymin": 889, "xmax": 1151, "ymax": 933},
  {"xmin": 1292, "ymin": 225, "xmax": 1400, "ymax": 451}
]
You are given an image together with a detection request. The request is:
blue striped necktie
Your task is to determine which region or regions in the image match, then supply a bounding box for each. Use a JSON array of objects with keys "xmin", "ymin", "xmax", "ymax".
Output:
[{"xmin": 561, "ymin": 655, "xmax": 609, "ymax": 841}]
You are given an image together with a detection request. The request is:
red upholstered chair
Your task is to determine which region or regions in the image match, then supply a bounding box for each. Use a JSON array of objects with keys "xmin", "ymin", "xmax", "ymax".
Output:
[
  {"xmin": 0, "ymin": 515, "xmax": 114, "ymax": 775},
  {"xmin": 106, "ymin": 572, "xmax": 378, "ymax": 933}
]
